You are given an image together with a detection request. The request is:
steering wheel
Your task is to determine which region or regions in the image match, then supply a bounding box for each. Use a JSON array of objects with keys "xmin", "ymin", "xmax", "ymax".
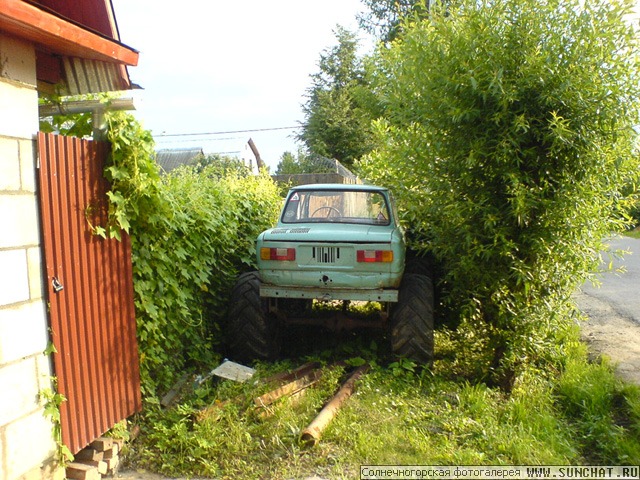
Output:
[{"xmin": 311, "ymin": 206, "xmax": 342, "ymax": 218}]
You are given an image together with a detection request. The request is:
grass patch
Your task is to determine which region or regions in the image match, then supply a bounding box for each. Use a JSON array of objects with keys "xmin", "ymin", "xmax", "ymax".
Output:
[
  {"xmin": 123, "ymin": 327, "xmax": 640, "ymax": 479},
  {"xmin": 625, "ymin": 227, "xmax": 640, "ymax": 239},
  {"xmin": 556, "ymin": 356, "xmax": 640, "ymax": 463}
]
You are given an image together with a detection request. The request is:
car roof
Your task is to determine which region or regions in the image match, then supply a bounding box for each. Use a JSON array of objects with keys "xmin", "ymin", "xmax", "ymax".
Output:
[{"xmin": 290, "ymin": 183, "xmax": 388, "ymax": 192}]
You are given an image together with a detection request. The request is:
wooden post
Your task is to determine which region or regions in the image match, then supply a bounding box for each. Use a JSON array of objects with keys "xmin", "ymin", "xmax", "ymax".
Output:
[{"xmin": 248, "ymin": 137, "xmax": 266, "ymax": 172}]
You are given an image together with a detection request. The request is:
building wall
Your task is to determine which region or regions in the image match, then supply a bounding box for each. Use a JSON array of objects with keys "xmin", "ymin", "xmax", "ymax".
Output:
[{"xmin": 0, "ymin": 34, "xmax": 59, "ymax": 480}]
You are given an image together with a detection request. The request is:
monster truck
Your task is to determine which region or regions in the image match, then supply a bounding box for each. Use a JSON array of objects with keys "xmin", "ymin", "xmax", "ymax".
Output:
[{"xmin": 226, "ymin": 183, "xmax": 434, "ymax": 363}]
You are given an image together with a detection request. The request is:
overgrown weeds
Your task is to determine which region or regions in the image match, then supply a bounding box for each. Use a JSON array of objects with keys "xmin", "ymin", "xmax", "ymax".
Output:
[
  {"xmin": 124, "ymin": 320, "xmax": 640, "ymax": 479},
  {"xmin": 101, "ymin": 112, "xmax": 282, "ymax": 397}
]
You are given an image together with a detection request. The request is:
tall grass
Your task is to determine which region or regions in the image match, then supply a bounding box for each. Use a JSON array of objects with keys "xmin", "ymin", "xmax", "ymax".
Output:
[{"xmin": 124, "ymin": 323, "xmax": 640, "ymax": 478}]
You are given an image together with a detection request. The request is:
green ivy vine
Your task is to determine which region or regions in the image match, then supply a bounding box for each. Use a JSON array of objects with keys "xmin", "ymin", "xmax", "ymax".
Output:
[
  {"xmin": 41, "ymin": 97, "xmax": 282, "ymax": 399},
  {"xmin": 39, "ymin": 379, "xmax": 74, "ymax": 465},
  {"xmin": 102, "ymin": 111, "xmax": 282, "ymax": 398}
]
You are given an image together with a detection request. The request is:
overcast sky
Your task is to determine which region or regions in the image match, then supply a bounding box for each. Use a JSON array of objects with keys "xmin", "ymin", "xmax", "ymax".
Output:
[{"xmin": 111, "ymin": 0, "xmax": 370, "ymax": 170}]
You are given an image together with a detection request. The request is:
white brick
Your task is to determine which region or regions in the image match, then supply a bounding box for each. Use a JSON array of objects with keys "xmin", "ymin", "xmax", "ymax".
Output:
[
  {"xmin": 0, "ymin": 82, "xmax": 38, "ymax": 140},
  {"xmin": 19, "ymin": 459, "xmax": 64, "ymax": 480},
  {"xmin": 0, "ymin": 249, "xmax": 30, "ymax": 305},
  {"xmin": 0, "ymin": 301, "xmax": 48, "ymax": 364},
  {"xmin": 0, "ymin": 358, "xmax": 40, "ymax": 426},
  {"xmin": 35, "ymin": 351, "xmax": 54, "ymax": 392},
  {"xmin": 0, "ymin": 433, "xmax": 5, "ymax": 480},
  {"xmin": 27, "ymin": 247, "xmax": 44, "ymax": 300},
  {"xmin": 0, "ymin": 34, "xmax": 37, "ymax": 86},
  {"xmin": 4, "ymin": 409, "xmax": 56, "ymax": 480},
  {"xmin": 0, "ymin": 427, "xmax": 4, "ymax": 479},
  {"xmin": 0, "ymin": 137, "xmax": 21, "ymax": 191},
  {"xmin": 19, "ymin": 139, "xmax": 37, "ymax": 193},
  {"xmin": 0, "ymin": 194, "xmax": 39, "ymax": 248}
]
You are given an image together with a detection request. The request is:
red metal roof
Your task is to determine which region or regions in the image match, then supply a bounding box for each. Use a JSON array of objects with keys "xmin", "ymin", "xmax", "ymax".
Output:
[
  {"xmin": 29, "ymin": 0, "xmax": 118, "ymax": 39},
  {"xmin": 0, "ymin": 0, "xmax": 139, "ymax": 94}
]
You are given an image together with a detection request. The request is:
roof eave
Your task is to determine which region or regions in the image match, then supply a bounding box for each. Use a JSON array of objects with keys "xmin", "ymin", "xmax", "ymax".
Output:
[{"xmin": 0, "ymin": 0, "xmax": 138, "ymax": 66}]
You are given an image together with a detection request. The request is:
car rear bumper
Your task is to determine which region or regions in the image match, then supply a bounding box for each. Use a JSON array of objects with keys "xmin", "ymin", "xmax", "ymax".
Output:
[
  {"xmin": 259, "ymin": 268, "xmax": 403, "ymax": 289},
  {"xmin": 259, "ymin": 284, "xmax": 398, "ymax": 302}
]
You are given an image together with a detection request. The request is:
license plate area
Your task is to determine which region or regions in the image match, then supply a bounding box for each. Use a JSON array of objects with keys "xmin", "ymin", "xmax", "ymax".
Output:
[{"xmin": 312, "ymin": 246, "xmax": 340, "ymax": 264}]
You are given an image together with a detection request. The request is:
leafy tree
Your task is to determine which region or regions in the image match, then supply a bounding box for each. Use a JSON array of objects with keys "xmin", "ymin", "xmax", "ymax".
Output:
[
  {"xmin": 298, "ymin": 26, "xmax": 376, "ymax": 168},
  {"xmin": 275, "ymin": 149, "xmax": 340, "ymax": 175},
  {"xmin": 357, "ymin": 0, "xmax": 431, "ymax": 42},
  {"xmin": 360, "ymin": 0, "xmax": 640, "ymax": 388},
  {"xmin": 191, "ymin": 154, "xmax": 251, "ymax": 177},
  {"xmin": 275, "ymin": 151, "xmax": 305, "ymax": 175}
]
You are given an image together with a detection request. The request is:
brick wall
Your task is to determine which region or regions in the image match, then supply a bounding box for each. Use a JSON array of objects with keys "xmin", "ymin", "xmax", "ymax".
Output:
[{"xmin": 0, "ymin": 34, "xmax": 59, "ymax": 480}]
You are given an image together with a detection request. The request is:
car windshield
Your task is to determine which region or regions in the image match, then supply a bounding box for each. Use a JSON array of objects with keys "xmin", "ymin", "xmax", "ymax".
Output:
[{"xmin": 281, "ymin": 189, "xmax": 391, "ymax": 225}]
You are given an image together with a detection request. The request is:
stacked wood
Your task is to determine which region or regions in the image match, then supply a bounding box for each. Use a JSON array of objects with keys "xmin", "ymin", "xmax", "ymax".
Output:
[{"xmin": 65, "ymin": 437, "xmax": 124, "ymax": 479}]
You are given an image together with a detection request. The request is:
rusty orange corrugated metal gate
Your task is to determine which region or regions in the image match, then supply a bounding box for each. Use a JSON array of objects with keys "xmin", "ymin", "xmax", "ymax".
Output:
[{"xmin": 37, "ymin": 132, "xmax": 141, "ymax": 454}]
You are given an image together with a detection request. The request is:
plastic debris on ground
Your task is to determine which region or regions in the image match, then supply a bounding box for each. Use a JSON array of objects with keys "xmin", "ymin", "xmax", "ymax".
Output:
[{"xmin": 211, "ymin": 360, "xmax": 256, "ymax": 382}]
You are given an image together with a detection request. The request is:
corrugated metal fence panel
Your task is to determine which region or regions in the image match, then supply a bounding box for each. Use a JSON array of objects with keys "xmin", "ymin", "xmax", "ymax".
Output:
[
  {"xmin": 37, "ymin": 132, "xmax": 141, "ymax": 455},
  {"xmin": 62, "ymin": 57, "xmax": 132, "ymax": 96}
]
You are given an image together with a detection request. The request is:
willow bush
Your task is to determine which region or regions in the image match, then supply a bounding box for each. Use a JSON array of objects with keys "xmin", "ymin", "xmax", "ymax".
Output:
[{"xmin": 360, "ymin": 0, "xmax": 640, "ymax": 388}]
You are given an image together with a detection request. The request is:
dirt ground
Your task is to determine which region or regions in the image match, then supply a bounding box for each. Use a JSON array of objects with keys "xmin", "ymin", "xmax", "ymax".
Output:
[{"xmin": 575, "ymin": 292, "xmax": 640, "ymax": 385}]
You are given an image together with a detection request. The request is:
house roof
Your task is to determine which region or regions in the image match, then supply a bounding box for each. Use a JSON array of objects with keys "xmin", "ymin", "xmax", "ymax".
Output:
[
  {"xmin": 156, "ymin": 148, "xmax": 205, "ymax": 173},
  {"xmin": 0, "ymin": 0, "xmax": 139, "ymax": 95}
]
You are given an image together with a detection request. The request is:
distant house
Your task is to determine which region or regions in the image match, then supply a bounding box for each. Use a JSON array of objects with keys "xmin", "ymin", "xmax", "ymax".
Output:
[
  {"xmin": 155, "ymin": 147, "xmax": 204, "ymax": 173},
  {"xmin": 0, "ymin": 1, "xmax": 139, "ymax": 479}
]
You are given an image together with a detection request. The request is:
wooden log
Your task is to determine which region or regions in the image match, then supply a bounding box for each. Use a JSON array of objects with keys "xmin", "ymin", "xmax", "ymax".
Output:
[
  {"xmin": 103, "ymin": 444, "xmax": 117, "ymax": 459},
  {"xmin": 129, "ymin": 424, "xmax": 141, "ymax": 442},
  {"xmin": 254, "ymin": 368, "xmax": 324, "ymax": 408},
  {"xmin": 196, "ymin": 362, "xmax": 325, "ymax": 422},
  {"xmin": 261, "ymin": 361, "xmax": 322, "ymax": 386},
  {"xmin": 247, "ymin": 138, "xmax": 266, "ymax": 172},
  {"xmin": 161, "ymin": 373, "xmax": 191, "ymax": 407},
  {"xmin": 300, "ymin": 364, "xmax": 370, "ymax": 445},
  {"xmin": 65, "ymin": 463, "xmax": 101, "ymax": 480},
  {"xmin": 83, "ymin": 461, "xmax": 108, "ymax": 475},
  {"xmin": 195, "ymin": 398, "xmax": 234, "ymax": 423},
  {"xmin": 105, "ymin": 455, "xmax": 120, "ymax": 473},
  {"xmin": 74, "ymin": 447, "xmax": 103, "ymax": 462},
  {"xmin": 90, "ymin": 436, "xmax": 113, "ymax": 452}
]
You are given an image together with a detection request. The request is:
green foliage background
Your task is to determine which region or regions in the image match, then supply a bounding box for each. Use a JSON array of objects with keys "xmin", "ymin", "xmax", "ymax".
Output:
[
  {"xmin": 298, "ymin": 26, "xmax": 377, "ymax": 167},
  {"xmin": 360, "ymin": 0, "xmax": 640, "ymax": 387},
  {"xmin": 103, "ymin": 112, "xmax": 282, "ymax": 397}
]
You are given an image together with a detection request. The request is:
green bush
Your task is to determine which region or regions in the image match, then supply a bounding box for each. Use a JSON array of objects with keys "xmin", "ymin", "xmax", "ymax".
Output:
[
  {"xmin": 104, "ymin": 113, "xmax": 281, "ymax": 397},
  {"xmin": 359, "ymin": 0, "xmax": 640, "ymax": 388},
  {"xmin": 132, "ymin": 168, "xmax": 280, "ymax": 396}
]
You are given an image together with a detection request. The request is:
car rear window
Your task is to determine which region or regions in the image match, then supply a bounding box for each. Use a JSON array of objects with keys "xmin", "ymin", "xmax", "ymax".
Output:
[{"xmin": 281, "ymin": 190, "xmax": 391, "ymax": 225}]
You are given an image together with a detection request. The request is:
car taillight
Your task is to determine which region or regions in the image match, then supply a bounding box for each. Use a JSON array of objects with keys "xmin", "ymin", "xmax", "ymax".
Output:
[
  {"xmin": 260, "ymin": 247, "xmax": 296, "ymax": 261},
  {"xmin": 357, "ymin": 250, "xmax": 393, "ymax": 263}
]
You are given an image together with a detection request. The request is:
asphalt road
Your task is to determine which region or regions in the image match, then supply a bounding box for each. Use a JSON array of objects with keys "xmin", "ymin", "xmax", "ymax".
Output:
[{"xmin": 580, "ymin": 236, "xmax": 640, "ymax": 324}]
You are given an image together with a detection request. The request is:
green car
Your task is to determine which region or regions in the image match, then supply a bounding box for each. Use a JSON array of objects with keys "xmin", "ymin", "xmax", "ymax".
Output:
[{"xmin": 227, "ymin": 183, "xmax": 434, "ymax": 363}]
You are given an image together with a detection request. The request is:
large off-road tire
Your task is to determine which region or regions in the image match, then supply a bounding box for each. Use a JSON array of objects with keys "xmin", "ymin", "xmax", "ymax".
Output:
[
  {"xmin": 227, "ymin": 272, "xmax": 280, "ymax": 362},
  {"xmin": 390, "ymin": 273, "xmax": 435, "ymax": 364}
]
